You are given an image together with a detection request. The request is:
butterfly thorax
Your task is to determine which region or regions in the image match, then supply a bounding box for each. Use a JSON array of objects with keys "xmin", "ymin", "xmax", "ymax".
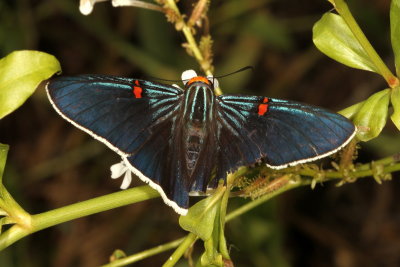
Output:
[{"xmin": 182, "ymin": 81, "xmax": 215, "ymax": 174}]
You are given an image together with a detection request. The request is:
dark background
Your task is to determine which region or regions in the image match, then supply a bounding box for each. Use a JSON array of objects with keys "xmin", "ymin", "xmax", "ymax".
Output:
[{"xmin": 1, "ymin": 0, "xmax": 400, "ymax": 266}]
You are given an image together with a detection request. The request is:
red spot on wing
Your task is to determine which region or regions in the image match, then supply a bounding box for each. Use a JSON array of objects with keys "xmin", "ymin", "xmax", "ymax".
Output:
[
  {"xmin": 258, "ymin": 97, "xmax": 269, "ymax": 116},
  {"xmin": 133, "ymin": 80, "xmax": 143, "ymax": 98}
]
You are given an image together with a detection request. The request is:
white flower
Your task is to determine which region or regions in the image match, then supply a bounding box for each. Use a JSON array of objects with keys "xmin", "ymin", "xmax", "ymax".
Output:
[
  {"xmin": 181, "ymin": 70, "xmax": 197, "ymax": 85},
  {"xmin": 80, "ymin": 0, "xmax": 110, "ymax": 15},
  {"xmin": 111, "ymin": 0, "xmax": 135, "ymax": 7},
  {"xmin": 79, "ymin": 0, "xmax": 95, "ymax": 15},
  {"xmin": 207, "ymin": 75, "xmax": 219, "ymax": 88},
  {"xmin": 80, "ymin": 0, "xmax": 163, "ymax": 16},
  {"xmin": 180, "ymin": 69, "xmax": 219, "ymax": 88},
  {"xmin": 110, "ymin": 160, "xmax": 132, "ymax": 189}
]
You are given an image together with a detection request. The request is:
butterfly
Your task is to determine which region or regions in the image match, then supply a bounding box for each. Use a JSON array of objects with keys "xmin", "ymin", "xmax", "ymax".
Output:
[{"xmin": 46, "ymin": 70, "xmax": 356, "ymax": 215}]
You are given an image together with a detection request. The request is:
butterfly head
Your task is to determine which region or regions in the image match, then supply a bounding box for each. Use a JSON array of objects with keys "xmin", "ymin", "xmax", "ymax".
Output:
[{"xmin": 181, "ymin": 69, "xmax": 219, "ymax": 90}]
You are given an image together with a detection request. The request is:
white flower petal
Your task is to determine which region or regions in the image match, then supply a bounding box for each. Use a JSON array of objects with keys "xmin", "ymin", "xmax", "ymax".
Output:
[
  {"xmin": 112, "ymin": 0, "xmax": 132, "ymax": 7},
  {"xmin": 110, "ymin": 161, "xmax": 127, "ymax": 179},
  {"xmin": 79, "ymin": 0, "xmax": 94, "ymax": 15},
  {"xmin": 207, "ymin": 76, "xmax": 219, "ymax": 88},
  {"xmin": 181, "ymin": 69, "xmax": 197, "ymax": 85},
  {"xmin": 120, "ymin": 170, "xmax": 132, "ymax": 189}
]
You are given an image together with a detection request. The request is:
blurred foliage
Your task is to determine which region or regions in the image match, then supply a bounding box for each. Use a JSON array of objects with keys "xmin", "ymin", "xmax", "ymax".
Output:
[{"xmin": 0, "ymin": 0, "xmax": 399, "ymax": 266}]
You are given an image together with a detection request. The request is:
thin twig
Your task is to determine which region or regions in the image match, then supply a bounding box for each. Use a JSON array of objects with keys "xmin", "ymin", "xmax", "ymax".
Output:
[{"xmin": 101, "ymin": 237, "xmax": 185, "ymax": 267}]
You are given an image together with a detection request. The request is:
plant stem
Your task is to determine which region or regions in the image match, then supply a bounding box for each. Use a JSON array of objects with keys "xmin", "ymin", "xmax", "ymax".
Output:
[
  {"xmin": 166, "ymin": 0, "xmax": 210, "ymax": 74},
  {"xmin": 101, "ymin": 237, "xmax": 185, "ymax": 267},
  {"xmin": 162, "ymin": 233, "xmax": 197, "ymax": 267},
  {"xmin": 226, "ymin": 178, "xmax": 304, "ymax": 222},
  {"xmin": 164, "ymin": 0, "xmax": 206, "ymax": 66},
  {"xmin": 331, "ymin": 0, "xmax": 399, "ymax": 88},
  {"xmin": 0, "ymin": 187, "xmax": 31, "ymax": 229},
  {"xmin": 164, "ymin": 0, "xmax": 215, "ymax": 78},
  {"xmin": 97, "ymin": 156, "xmax": 400, "ymax": 266},
  {"xmin": 227, "ymin": 155, "xmax": 400, "ymax": 222},
  {"xmin": 0, "ymin": 186, "xmax": 159, "ymax": 250},
  {"xmin": 295, "ymin": 160, "xmax": 400, "ymax": 180}
]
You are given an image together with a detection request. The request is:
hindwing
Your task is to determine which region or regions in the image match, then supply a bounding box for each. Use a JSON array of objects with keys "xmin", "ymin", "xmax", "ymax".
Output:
[{"xmin": 214, "ymin": 95, "xmax": 356, "ymax": 175}]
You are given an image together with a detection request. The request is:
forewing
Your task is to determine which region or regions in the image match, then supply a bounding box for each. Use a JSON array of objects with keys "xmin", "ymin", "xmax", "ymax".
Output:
[
  {"xmin": 215, "ymin": 95, "xmax": 356, "ymax": 173},
  {"xmin": 46, "ymin": 75, "xmax": 183, "ymax": 156},
  {"xmin": 47, "ymin": 75, "xmax": 191, "ymax": 214}
]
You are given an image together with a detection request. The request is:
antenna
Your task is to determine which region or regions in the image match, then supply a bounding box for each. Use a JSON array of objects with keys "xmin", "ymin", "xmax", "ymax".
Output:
[{"xmin": 213, "ymin": 66, "xmax": 254, "ymax": 79}]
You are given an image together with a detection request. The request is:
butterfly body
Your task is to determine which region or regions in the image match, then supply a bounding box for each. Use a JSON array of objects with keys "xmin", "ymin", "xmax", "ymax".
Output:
[
  {"xmin": 181, "ymin": 80, "xmax": 215, "ymax": 175},
  {"xmin": 46, "ymin": 71, "xmax": 356, "ymax": 215}
]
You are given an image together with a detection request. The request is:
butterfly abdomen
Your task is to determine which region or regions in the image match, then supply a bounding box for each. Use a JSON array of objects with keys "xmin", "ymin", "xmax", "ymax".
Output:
[{"xmin": 181, "ymin": 82, "xmax": 217, "ymax": 177}]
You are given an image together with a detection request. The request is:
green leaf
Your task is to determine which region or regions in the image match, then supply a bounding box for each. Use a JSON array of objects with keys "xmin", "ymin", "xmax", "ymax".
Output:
[
  {"xmin": 391, "ymin": 0, "xmax": 400, "ymax": 76},
  {"xmin": 354, "ymin": 89, "xmax": 390, "ymax": 141},
  {"xmin": 200, "ymin": 215, "xmax": 223, "ymax": 267},
  {"xmin": 200, "ymin": 240, "xmax": 223, "ymax": 267},
  {"xmin": 313, "ymin": 13, "xmax": 378, "ymax": 73},
  {"xmin": 338, "ymin": 100, "xmax": 365, "ymax": 119},
  {"xmin": 218, "ymin": 187, "xmax": 230, "ymax": 260},
  {"xmin": 391, "ymin": 86, "xmax": 400, "ymax": 130},
  {"xmin": 179, "ymin": 187, "xmax": 225, "ymax": 241},
  {"xmin": 0, "ymin": 143, "xmax": 9, "ymax": 184},
  {"xmin": 0, "ymin": 50, "xmax": 61, "ymax": 119}
]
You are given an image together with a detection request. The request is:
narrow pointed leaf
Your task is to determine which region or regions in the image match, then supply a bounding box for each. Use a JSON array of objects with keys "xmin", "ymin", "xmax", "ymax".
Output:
[
  {"xmin": 201, "ymin": 213, "xmax": 223, "ymax": 267},
  {"xmin": 0, "ymin": 50, "xmax": 61, "ymax": 119},
  {"xmin": 179, "ymin": 188, "xmax": 224, "ymax": 241},
  {"xmin": 0, "ymin": 143, "xmax": 9, "ymax": 184},
  {"xmin": 391, "ymin": 0, "xmax": 400, "ymax": 76},
  {"xmin": 338, "ymin": 100, "xmax": 365, "ymax": 119},
  {"xmin": 218, "ymin": 188, "xmax": 230, "ymax": 260},
  {"xmin": 391, "ymin": 86, "xmax": 400, "ymax": 130},
  {"xmin": 354, "ymin": 89, "xmax": 390, "ymax": 141},
  {"xmin": 313, "ymin": 13, "xmax": 378, "ymax": 73},
  {"xmin": 201, "ymin": 240, "xmax": 223, "ymax": 267}
]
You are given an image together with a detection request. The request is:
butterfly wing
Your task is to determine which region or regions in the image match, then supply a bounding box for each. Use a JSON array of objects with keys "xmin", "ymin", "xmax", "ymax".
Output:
[
  {"xmin": 46, "ymin": 75, "xmax": 189, "ymax": 213},
  {"xmin": 214, "ymin": 95, "xmax": 356, "ymax": 177},
  {"xmin": 47, "ymin": 75, "xmax": 357, "ymax": 214},
  {"xmin": 46, "ymin": 75, "xmax": 183, "ymax": 155}
]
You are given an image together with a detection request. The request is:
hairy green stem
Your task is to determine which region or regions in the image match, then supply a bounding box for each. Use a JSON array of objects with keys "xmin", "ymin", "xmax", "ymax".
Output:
[
  {"xmin": 163, "ymin": 0, "xmax": 223, "ymax": 96},
  {"xmin": 227, "ymin": 157, "xmax": 400, "ymax": 221},
  {"xmin": 331, "ymin": 0, "xmax": 399, "ymax": 88},
  {"xmin": 0, "ymin": 186, "xmax": 159, "ymax": 250},
  {"xmin": 295, "ymin": 160, "xmax": 400, "ymax": 180},
  {"xmin": 164, "ymin": 0, "xmax": 210, "ymax": 74},
  {"xmin": 226, "ymin": 178, "xmax": 304, "ymax": 221}
]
